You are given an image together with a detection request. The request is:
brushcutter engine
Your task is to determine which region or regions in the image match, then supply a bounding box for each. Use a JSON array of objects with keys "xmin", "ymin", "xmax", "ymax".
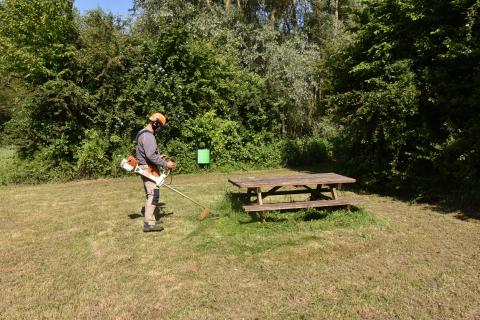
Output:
[
  {"xmin": 120, "ymin": 155, "xmax": 170, "ymax": 187},
  {"xmin": 120, "ymin": 157, "xmax": 136, "ymax": 172}
]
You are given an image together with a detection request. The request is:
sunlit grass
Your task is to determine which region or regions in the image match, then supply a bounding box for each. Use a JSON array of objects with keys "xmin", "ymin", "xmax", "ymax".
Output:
[{"xmin": 1, "ymin": 168, "xmax": 479, "ymax": 319}]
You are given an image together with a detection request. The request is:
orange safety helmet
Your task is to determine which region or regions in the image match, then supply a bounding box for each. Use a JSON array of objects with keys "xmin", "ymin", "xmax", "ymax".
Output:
[{"xmin": 148, "ymin": 112, "xmax": 167, "ymax": 126}]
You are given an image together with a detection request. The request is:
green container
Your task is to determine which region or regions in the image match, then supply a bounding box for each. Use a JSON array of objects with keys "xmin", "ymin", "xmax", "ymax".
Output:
[{"xmin": 197, "ymin": 149, "xmax": 210, "ymax": 164}]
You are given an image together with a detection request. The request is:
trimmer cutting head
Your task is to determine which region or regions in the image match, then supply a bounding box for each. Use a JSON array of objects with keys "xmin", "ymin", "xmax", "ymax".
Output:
[{"xmin": 198, "ymin": 208, "xmax": 210, "ymax": 220}]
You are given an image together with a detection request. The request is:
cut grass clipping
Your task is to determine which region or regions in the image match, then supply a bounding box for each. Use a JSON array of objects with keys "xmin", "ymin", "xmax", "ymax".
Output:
[{"xmin": 187, "ymin": 191, "xmax": 380, "ymax": 255}]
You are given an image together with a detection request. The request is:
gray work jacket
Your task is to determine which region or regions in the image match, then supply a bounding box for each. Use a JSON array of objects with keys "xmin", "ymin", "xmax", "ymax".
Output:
[{"xmin": 135, "ymin": 129, "xmax": 167, "ymax": 167}]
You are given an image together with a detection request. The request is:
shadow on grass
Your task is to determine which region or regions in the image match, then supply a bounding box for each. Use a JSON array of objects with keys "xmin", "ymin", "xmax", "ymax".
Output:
[
  {"xmin": 302, "ymin": 206, "xmax": 361, "ymax": 221},
  {"xmin": 238, "ymin": 207, "xmax": 362, "ymax": 224},
  {"xmin": 225, "ymin": 191, "xmax": 250, "ymax": 211},
  {"xmin": 423, "ymin": 201, "xmax": 479, "ymax": 221},
  {"xmin": 344, "ymin": 184, "xmax": 480, "ymax": 221},
  {"xmin": 128, "ymin": 213, "xmax": 142, "ymax": 219},
  {"xmin": 302, "ymin": 208, "xmax": 331, "ymax": 221},
  {"xmin": 290, "ymin": 164, "xmax": 480, "ymax": 221},
  {"xmin": 128, "ymin": 205, "xmax": 174, "ymax": 220},
  {"xmin": 224, "ymin": 190, "xmax": 361, "ymax": 224},
  {"xmin": 224, "ymin": 192, "xmax": 292, "ymax": 223},
  {"xmin": 239, "ymin": 214, "xmax": 288, "ymax": 224},
  {"xmin": 338, "ymin": 179, "xmax": 480, "ymax": 221}
]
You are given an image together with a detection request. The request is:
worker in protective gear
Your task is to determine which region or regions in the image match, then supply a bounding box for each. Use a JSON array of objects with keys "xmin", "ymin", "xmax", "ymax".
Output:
[{"xmin": 135, "ymin": 112, "xmax": 176, "ymax": 232}]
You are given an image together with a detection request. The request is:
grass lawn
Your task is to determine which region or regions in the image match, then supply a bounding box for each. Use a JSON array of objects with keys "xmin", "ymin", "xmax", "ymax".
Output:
[{"xmin": 0, "ymin": 168, "xmax": 479, "ymax": 319}]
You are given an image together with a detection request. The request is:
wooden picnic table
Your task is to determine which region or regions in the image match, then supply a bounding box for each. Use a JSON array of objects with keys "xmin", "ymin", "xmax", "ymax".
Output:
[{"xmin": 228, "ymin": 173, "xmax": 357, "ymax": 222}]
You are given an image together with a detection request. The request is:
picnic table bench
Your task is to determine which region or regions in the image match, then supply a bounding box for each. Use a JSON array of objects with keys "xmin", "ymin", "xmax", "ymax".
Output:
[{"xmin": 228, "ymin": 173, "xmax": 357, "ymax": 222}]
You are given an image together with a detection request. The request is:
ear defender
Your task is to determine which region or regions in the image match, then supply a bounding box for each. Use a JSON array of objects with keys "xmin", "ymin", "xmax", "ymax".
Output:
[{"xmin": 152, "ymin": 120, "xmax": 162, "ymax": 130}]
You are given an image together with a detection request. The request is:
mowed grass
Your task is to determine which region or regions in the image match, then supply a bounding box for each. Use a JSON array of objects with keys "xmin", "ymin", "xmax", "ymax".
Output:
[{"xmin": 1, "ymin": 168, "xmax": 479, "ymax": 319}]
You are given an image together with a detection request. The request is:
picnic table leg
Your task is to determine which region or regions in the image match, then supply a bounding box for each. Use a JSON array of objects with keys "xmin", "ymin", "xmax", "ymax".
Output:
[
  {"xmin": 330, "ymin": 184, "xmax": 339, "ymax": 200},
  {"xmin": 312, "ymin": 184, "xmax": 322, "ymax": 200},
  {"xmin": 256, "ymin": 187, "xmax": 265, "ymax": 222},
  {"xmin": 247, "ymin": 187, "xmax": 255, "ymax": 200}
]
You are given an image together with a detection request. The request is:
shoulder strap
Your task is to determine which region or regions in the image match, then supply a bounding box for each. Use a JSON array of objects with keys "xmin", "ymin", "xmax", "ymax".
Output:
[{"xmin": 135, "ymin": 129, "xmax": 153, "ymax": 144}]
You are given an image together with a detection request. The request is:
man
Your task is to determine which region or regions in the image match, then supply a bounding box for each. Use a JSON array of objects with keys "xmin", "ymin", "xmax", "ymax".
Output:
[{"xmin": 136, "ymin": 112, "xmax": 176, "ymax": 232}]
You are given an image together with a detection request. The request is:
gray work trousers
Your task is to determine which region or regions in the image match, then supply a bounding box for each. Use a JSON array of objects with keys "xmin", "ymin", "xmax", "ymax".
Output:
[{"xmin": 141, "ymin": 176, "xmax": 159, "ymax": 227}]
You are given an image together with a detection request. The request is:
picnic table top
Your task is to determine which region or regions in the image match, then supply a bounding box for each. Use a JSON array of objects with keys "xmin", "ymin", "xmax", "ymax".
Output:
[{"xmin": 228, "ymin": 172, "xmax": 356, "ymax": 188}]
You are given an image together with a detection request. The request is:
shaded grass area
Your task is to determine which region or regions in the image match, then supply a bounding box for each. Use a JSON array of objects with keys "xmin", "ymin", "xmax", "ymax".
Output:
[{"xmin": 0, "ymin": 169, "xmax": 479, "ymax": 319}]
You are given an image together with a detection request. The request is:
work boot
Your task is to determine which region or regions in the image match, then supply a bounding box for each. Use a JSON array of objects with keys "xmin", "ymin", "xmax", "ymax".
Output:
[{"xmin": 143, "ymin": 225, "xmax": 164, "ymax": 232}]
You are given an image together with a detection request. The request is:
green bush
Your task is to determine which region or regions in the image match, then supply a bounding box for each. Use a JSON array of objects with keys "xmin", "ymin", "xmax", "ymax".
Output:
[
  {"xmin": 239, "ymin": 134, "xmax": 283, "ymax": 168},
  {"xmin": 165, "ymin": 139, "xmax": 198, "ymax": 174},
  {"xmin": 282, "ymin": 136, "xmax": 332, "ymax": 166},
  {"xmin": 0, "ymin": 146, "xmax": 18, "ymax": 185},
  {"xmin": 74, "ymin": 129, "xmax": 110, "ymax": 177},
  {"xmin": 167, "ymin": 113, "xmax": 285, "ymax": 173}
]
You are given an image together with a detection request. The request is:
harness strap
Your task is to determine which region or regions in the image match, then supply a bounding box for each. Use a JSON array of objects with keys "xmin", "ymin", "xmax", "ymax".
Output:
[
  {"xmin": 135, "ymin": 129, "xmax": 153, "ymax": 143},
  {"xmin": 136, "ymin": 129, "xmax": 159, "ymax": 176}
]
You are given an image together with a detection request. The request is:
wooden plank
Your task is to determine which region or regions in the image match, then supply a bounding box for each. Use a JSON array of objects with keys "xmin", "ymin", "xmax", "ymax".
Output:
[
  {"xmin": 229, "ymin": 188, "xmax": 332, "ymax": 199},
  {"xmin": 242, "ymin": 199, "xmax": 358, "ymax": 212},
  {"xmin": 228, "ymin": 173, "xmax": 356, "ymax": 188},
  {"xmin": 230, "ymin": 189, "xmax": 332, "ymax": 199},
  {"xmin": 230, "ymin": 173, "xmax": 352, "ymax": 187},
  {"xmin": 232, "ymin": 173, "xmax": 353, "ymax": 184}
]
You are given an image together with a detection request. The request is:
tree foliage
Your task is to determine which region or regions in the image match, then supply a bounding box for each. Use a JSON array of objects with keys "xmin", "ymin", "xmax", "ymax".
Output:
[
  {"xmin": 0, "ymin": 0, "xmax": 77, "ymax": 84},
  {"xmin": 0, "ymin": 0, "xmax": 478, "ymax": 204},
  {"xmin": 328, "ymin": 0, "xmax": 480, "ymax": 200}
]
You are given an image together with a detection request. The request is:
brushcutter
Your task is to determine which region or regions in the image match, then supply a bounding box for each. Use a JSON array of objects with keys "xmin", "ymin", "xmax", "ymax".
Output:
[{"xmin": 120, "ymin": 156, "xmax": 211, "ymax": 220}]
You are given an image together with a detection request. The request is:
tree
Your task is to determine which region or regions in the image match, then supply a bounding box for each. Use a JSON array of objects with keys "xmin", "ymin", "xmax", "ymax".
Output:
[
  {"xmin": 0, "ymin": 0, "xmax": 78, "ymax": 85},
  {"xmin": 0, "ymin": 74, "xmax": 27, "ymax": 132},
  {"xmin": 328, "ymin": 0, "xmax": 480, "ymax": 201}
]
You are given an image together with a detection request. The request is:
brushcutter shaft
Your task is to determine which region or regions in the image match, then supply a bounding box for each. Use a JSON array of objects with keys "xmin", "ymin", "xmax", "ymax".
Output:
[{"xmin": 163, "ymin": 184, "xmax": 208, "ymax": 209}]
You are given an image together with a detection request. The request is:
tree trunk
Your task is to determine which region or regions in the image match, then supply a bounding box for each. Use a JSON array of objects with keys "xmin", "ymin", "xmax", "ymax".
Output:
[
  {"xmin": 236, "ymin": 0, "xmax": 243, "ymax": 15},
  {"xmin": 292, "ymin": 0, "xmax": 298, "ymax": 32},
  {"xmin": 335, "ymin": 0, "xmax": 339, "ymax": 20},
  {"xmin": 271, "ymin": 1, "xmax": 277, "ymax": 22},
  {"xmin": 334, "ymin": 0, "xmax": 339, "ymax": 30},
  {"xmin": 225, "ymin": 0, "xmax": 231, "ymax": 11}
]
